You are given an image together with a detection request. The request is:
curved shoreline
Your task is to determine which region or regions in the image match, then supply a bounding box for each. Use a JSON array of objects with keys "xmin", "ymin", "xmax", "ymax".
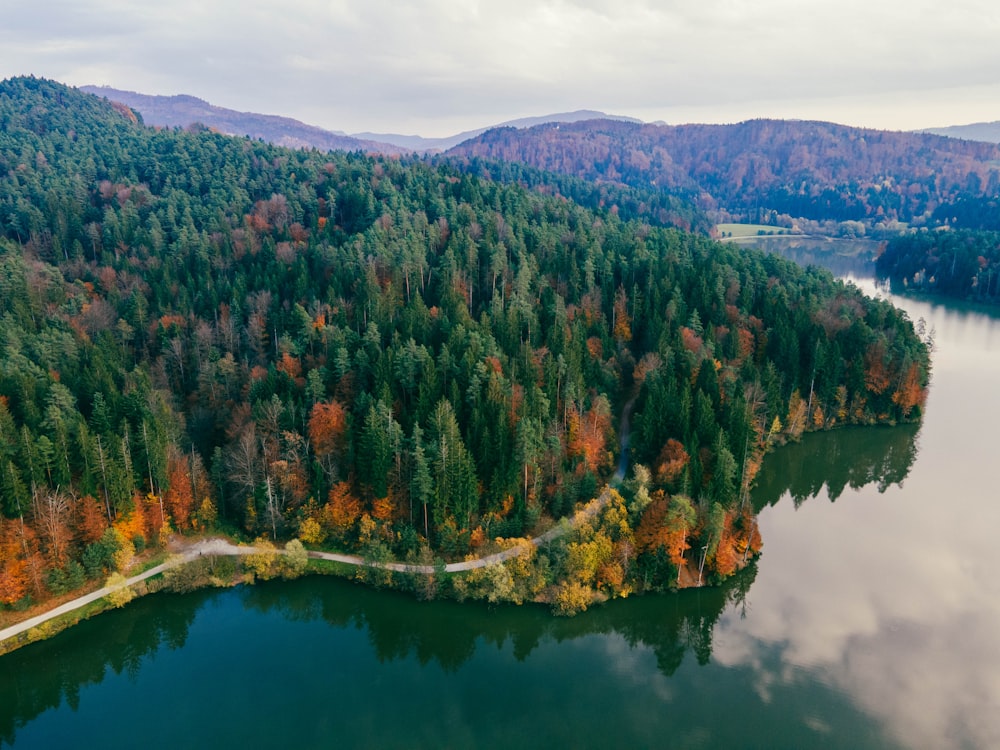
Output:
[
  {"xmin": 1, "ymin": 394, "xmax": 635, "ymax": 653},
  {"xmin": 0, "ymin": 489, "xmax": 612, "ymax": 651}
]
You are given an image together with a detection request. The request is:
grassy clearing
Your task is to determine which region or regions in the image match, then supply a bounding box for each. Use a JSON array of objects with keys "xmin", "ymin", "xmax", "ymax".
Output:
[{"xmin": 716, "ymin": 223, "xmax": 797, "ymax": 238}]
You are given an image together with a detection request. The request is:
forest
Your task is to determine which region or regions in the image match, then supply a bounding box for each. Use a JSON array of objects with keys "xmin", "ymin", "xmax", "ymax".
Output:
[
  {"xmin": 0, "ymin": 77, "xmax": 930, "ymax": 615},
  {"xmin": 447, "ymin": 118, "xmax": 1000, "ymax": 227},
  {"xmin": 876, "ymin": 229, "xmax": 1000, "ymax": 304}
]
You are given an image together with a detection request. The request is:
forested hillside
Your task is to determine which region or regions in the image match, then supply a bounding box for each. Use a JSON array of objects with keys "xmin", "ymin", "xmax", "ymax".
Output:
[
  {"xmin": 448, "ymin": 119, "xmax": 1000, "ymax": 227},
  {"xmin": 0, "ymin": 77, "xmax": 929, "ymax": 612},
  {"xmin": 876, "ymin": 229, "xmax": 1000, "ymax": 304},
  {"xmin": 437, "ymin": 156, "xmax": 713, "ymax": 234}
]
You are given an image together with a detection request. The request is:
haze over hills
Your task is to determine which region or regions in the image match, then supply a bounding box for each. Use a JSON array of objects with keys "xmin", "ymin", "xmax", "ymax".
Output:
[
  {"xmin": 447, "ymin": 119, "xmax": 1000, "ymax": 227},
  {"xmin": 60, "ymin": 84, "xmax": 1000, "ymax": 232},
  {"xmin": 80, "ymin": 85, "xmax": 408, "ymax": 154},
  {"xmin": 918, "ymin": 121, "xmax": 1000, "ymax": 144},
  {"xmin": 0, "ymin": 77, "xmax": 930, "ymax": 622},
  {"xmin": 81, "ymin": 86, "xmax": 640, "ymax": 155},
  {"xmin": 353, "ymin": 110, "xmax": 643, "ymax": 152}
]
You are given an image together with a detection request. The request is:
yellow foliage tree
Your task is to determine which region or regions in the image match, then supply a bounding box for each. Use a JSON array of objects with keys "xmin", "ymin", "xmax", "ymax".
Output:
[
  {"xmin": 298, "ymin": 516, "xmax": 325, "ymax": 545},
  {"xmin": 243, "ymin": 537, "xmax": 279, "ymax": 580},
  {"xmin": 105, "ymin": 572, "xmax": 135, "ymax": 608},
  {"xmin": 193, "ymin": 498, "xmax": 218, "ymax": 531},
  {"xmin": 553, "ymin": 581, "xmax": 594, "ymax": 616}
]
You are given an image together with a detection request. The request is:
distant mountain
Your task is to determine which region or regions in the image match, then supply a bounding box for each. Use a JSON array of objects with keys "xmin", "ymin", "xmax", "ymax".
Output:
[
  {"xmin": 80, "ymin": 86, "xmax": 407, "ymax": 155},
  {"xmin": 447, "ymin": 119, "xmax": 1000, "ymax": 226},
  {"xmin": 80, "ymin": 88, "xmax": 642, "ymax": 156},
  {"xmin": 918, "ymin": 121, "xmax": 1000, "ymax": 144},
  {"xmin": 354, "ymin": 110, "xmax": 643, "ymax": 152}
]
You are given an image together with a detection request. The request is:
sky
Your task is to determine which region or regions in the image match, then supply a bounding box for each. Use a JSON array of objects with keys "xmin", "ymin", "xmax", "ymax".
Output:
[{"xmin": 3, "ymin": 0, "xmax": 1000, "ymax": 137}]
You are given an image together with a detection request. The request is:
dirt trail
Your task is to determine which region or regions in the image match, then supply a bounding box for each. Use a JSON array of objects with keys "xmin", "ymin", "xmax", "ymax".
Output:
[
  {"xmin": 0, "ymin": 491, "xmax": 609, "ymax": 648},
  {"xmin": 1, "ymin": 396, "xmax": 636, "ymax": 649},
  {"xmin": 0, "ymin": 539, "xmax": 273, "ymax": 646}
]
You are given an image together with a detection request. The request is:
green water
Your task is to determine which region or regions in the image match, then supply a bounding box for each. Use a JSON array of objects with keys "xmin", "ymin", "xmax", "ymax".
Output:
[
  {"xmin": 2, "ymin": 573, "xmax": 895, "ymax": 749},
  {"xmin": 3, "ymin": 272, "xmax": 1000, "ymax": 749}
]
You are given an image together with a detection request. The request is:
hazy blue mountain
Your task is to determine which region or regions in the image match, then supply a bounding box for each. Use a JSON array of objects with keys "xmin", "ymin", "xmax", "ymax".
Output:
[
  {"xmin": 82, "ymin": 86, "xmax": 642, "ymax": 154},
  {"xmin": 355, "ymin": 110, "xmax": 643, "ymax": 151},
  {"xmin": 918, "ymin": 121, "xmax": 1000, "ymax": 144},
  {"xmin": 80, "ymin": 86, "xmax": 407, "ymax": 154}
]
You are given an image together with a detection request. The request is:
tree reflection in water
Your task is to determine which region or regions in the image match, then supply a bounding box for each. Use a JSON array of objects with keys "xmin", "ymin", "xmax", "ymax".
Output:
[
  {"xmin": 753, "ymin": 423, "xmax": 919, "ymax": 510},
  {"xmin": 0, "ymin": 422, "xmax": 917, "ymax": 747}
]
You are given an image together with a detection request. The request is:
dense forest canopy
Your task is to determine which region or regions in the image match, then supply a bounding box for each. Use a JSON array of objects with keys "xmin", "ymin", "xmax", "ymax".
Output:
[
  {"xmin": 433, "ymin": 155, "xmax": 713, "ymax": 235},
  {"xmin": 0, "ymin": 77, "xmax": 929, "ymax": 610},
  {"xmin": 448, "ymin": 119, "xmax": 1000, "ymax": 228},
  {"xmin": 876, "ymin": 229, "xmax": 1000, "ymax": 303}
]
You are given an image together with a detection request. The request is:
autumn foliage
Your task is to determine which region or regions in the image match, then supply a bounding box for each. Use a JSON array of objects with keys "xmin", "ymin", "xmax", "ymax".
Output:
[
  {"xmin": 164, "ymin": 450, "xmax": 195, "ymax": 531},
  {"xmin": 308, "ymin": 400, "xmax": 347, "ymax": 457}
]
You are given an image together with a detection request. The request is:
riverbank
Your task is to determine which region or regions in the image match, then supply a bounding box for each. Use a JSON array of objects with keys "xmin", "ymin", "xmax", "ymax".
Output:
[{"xmin": 0, "ymin": 490, "xmax": 615, "ymax": 655}]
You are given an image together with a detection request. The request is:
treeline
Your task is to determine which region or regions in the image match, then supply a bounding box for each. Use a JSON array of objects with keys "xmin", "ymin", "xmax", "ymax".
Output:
[
  {"xmin": 0, "ymin": 77, "xmax": 929, "ymax": 611},
  {"xmin": 439, "ymin": 155, "xmax": 713, "ymax": 234},
  {"xmin": 447, "ymin": 118, "xmax": 1000, "ymax": 226},
  {"xmin": 876, "ymin": 229, "xmax": 1000, "ymax": 303}
]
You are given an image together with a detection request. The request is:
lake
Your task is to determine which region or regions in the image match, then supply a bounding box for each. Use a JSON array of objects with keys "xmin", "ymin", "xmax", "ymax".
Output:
[{"xmin": 3, "ymin": 254, "xmax": 999, "ymax": 749}]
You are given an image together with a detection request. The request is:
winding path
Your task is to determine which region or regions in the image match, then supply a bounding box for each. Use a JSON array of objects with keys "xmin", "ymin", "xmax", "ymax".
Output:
[
  {"xmin": 0, "ymin": 495, "xmax": 608, "ymax": 647},
  {"xmin": 1, "ymin": 395, "xmax": 637, "ymax": 649},
  {"xmin": 0, "ymin": 540, "xmax": 237, "ymax": 646}
]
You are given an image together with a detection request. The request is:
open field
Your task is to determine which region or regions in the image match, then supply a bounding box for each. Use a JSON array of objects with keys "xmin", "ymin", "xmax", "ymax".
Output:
[{"xmin": 716, "ymin": 223, "xmax": 798, "ymax": 238}]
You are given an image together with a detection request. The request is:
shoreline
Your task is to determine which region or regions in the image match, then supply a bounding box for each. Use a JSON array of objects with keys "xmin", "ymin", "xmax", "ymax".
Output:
[{"xmin": 0, "ymin": 492, "xmax": 614, "ymax": 656}]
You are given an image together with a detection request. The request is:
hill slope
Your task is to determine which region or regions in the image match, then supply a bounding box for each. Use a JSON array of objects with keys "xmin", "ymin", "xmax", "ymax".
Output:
[
  {"xmin": 81, "ymin": 87, "xmax": 642, "ymax": 155},
  {"xmin": 448, "ymin": 119, "xmax": 1000, "ymax": 226},
  {"xmin": 80, "ymin": 85, "xmax": 407, "ymax": 154},
  {"xmin": 0, "ymin": 76, "xmax": 928, "ymax": 614},
  {"xmin": 919, "ymin": 121, "xmax": 1000, "ymax": 144},
  {"xmin": 357, "ymin": 110, "xmax": 643, "ymax": 152}
]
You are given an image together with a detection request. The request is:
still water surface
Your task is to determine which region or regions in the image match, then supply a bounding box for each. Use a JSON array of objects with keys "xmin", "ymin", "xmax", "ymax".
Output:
[{"xmin": 3, "ymin": 258, "xmax": 999, "ymax": 749}]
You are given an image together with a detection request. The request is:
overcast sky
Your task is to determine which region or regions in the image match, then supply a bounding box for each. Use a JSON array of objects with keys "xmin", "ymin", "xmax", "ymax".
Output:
[{"xmin": 3, "ymin": 0, "xmax": 999, "ymax": 136}]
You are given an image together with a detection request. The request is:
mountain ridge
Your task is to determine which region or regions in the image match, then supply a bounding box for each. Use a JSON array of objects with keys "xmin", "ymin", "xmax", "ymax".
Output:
[
  {"xmin": 446, "ymin": 118, "xmax": 1000, "ymax": 227},
  {"xmin": 80, "ymin": 85, "xmax": 407, "ymax": 154},
  {"xmin": 354, "ymin": 110, "xmax": 643, "ymax": 151},
  {"xmin": 81, "ymin": 86, "xmax": 641, "ymax": 155},
  {"xmin": 918, "ymin": 121, "xmax": 1000, "ymax": 144}
]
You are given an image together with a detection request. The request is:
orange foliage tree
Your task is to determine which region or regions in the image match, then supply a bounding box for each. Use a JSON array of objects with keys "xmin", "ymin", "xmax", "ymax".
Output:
[
  {"xmin": 164, "ymin": 449, "xmax": 195, "ymax": 531},
  {"xmin": 892, "ymin": 362, "xmax": 927, "ymax": 417},
  {"xmin": 613, "ymin": 286, "xmax": 632, "ymax": 343},
  {"xmin": 567, "ymin": 397, "xmax": 613, "ymax": 474},
  {"xmin": 308, "ymin": 400, "xmax": 347, "ymax": 480},
  {"xmin": 323, "ymin": 481, "xmax": 361, "ymax": 542},
  {"xmin": 113, "ymin": 498, "xmax": 148, "ymax": 548},
  {"xmin": 0, "ymin": 518, "xmax": 32, "ymax": 605},
  {"xmin": 635, "ymin": 491, "xmax": 697, "ymax": 579},
  {"xmin": 864, "ymin": 339, "xmax": 893, "ymax": 394},
  {"xmin": 680, "ymin": 326, "xmax": 703, "ymax": 355},
  {"xmin": 654, "ymin": 439, "xmax": 690, "ymax": 485},
  {"xmin": 77, "ymin": 495, "xmax": 109, "ymax": 544}
]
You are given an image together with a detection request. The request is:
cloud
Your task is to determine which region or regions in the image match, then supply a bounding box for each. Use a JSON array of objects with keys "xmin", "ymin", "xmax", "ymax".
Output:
[
  {"xmin": 3, "ymin": 1, "xmax": 1000, "ymax": 133},
  {"xmin": 712, "ymin": 408, "xmax": 1000, "ymax": 747}
]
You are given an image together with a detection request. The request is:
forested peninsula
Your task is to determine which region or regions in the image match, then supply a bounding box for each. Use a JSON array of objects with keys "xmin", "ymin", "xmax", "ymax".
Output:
[
  {"xmin": 876, "ymin": 229, "xmax": 1000, "ymax": 305},
  {"xmin": 0, "ymin": 77, "xmax": 929, "ymax": 630}
]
